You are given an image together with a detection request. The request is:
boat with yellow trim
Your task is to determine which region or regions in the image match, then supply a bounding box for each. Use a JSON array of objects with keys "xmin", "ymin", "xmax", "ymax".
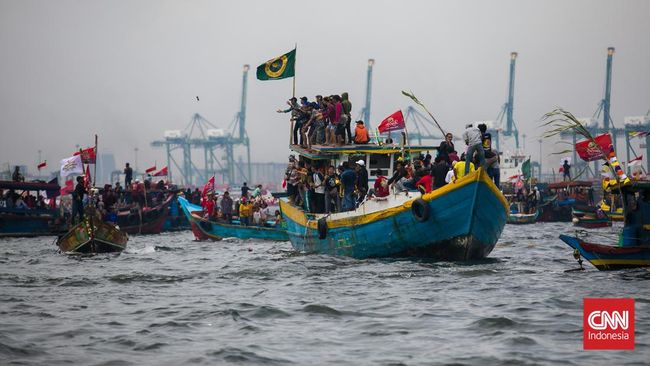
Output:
[
  {"xmin": 560, "ymin": 180, "xmax": 650, "ymax": 270},
  {"xmin": 280, "ymin": 143, "xmax": 508, "ymax": 260}
]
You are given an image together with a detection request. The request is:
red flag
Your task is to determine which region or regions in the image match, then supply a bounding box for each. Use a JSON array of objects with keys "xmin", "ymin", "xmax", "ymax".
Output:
[
  {"xmin": 575, "ymin": 133, "xmax": 612, "ymax": 162},
  {"xmin": 377, "ymin": 110, "xmax": 405, "ymax": 133},
  {"xmin": 145, "ymin": 165, "xmax": 157, "ymax": 174},
  {"xmin": 73, "ymin": 147, "xmax": 97, "ymax": 164},
  {"xmin": 60, "ymin": 179, "xmax": 74, "ymax": 196},
  {"xmin": 202, "ymin": 176, "xmax": 215, "ymax": 197},
  {"xmin": 152, "ymin": 166, "xmax": 168, "ymax": 176},
  {"xmin": 37, "ymin": 161, "xmax": 47, "ymax": 170},
  {"xmin": 84, "ymin": 165, "xmax": 91, "ymax": 189}
]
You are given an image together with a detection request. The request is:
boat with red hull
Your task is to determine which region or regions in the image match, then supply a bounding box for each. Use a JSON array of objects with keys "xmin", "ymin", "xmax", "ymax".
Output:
[{"xmin": 116, "ymin": 195, "xmax": 173, "ymax": 235}]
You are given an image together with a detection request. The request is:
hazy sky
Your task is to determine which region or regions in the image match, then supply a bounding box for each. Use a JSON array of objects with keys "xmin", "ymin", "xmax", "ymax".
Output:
[{"xmin": 1, "ymin": 0, "xmax": 649, "ymax": 176}]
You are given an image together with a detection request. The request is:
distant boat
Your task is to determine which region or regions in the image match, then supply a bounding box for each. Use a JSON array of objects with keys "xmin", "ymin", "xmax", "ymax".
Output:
[
  {"xmin": 0, "ymin": 180, "xmax": 67, "ymax": 237},
  {"xmin": 56, "ymin": 207, "xmax": 128, "ymax": 254},
  {"xmin": 538, "ymin": 181, "xmax": 594, "ymax": 222},
  {"xmin": 115, "ymin": 194, "xmax": 173, "ymax": 235},
  {"xmin": 571, "ymin": 206, "xmax": 612, "ymax": 229},
  {"xmin": 280, "ymin": 144, "xmax": 508, "ymax": 260},
  {"xmin": 507, "ymin": 209, "xmax": 539, "ymax": 224},
  {"xmin": 178, "ymin": 196, "xmax": 288, "ymax": 241}
]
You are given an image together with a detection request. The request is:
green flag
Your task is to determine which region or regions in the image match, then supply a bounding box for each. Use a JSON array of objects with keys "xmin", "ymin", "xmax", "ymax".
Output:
[
  {"xmin": 522, "ymin": 158, "xmax": 531, "ymax": 179},
  {"xmin": 256, "ymin": 49, "xmax": 296, "ymax": 80}
]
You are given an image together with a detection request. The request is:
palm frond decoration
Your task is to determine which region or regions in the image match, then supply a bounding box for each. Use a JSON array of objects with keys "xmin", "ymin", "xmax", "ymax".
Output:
[{"xmin": 401, "ymin": 90, "xmax": 446, "ymax": 137}]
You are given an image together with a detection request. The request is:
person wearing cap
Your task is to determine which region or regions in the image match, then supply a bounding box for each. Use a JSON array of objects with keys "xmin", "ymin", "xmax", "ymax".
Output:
[
  {"xmin": 355, "ymin": 159, "xmax": 369, "ymax": 204},
  {"xmin": 353, "ymin": 120, "xmax": 370, "ymax": 144},
  {"xmin": 462, "ymin": 123, "xmax": 485, "ymax": 175}
]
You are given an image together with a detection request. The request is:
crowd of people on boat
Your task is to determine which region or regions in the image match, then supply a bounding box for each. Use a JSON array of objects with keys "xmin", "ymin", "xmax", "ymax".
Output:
[
  {"xmin": 283, "ymin": 121, "xmax": 503, "ymax": 214},
  {"xmin": 195, "ymin": 183, "xmax": 282, "ymax": 227},
  {"xmin": 278, "ymin": 93, "xmax": 370, "ymax": 147}
]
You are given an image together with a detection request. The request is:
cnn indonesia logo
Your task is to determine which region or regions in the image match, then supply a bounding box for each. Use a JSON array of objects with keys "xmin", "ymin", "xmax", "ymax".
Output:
[{"xmin": 584, "ymin": 298, "xmax": 635, "ymax": 350}]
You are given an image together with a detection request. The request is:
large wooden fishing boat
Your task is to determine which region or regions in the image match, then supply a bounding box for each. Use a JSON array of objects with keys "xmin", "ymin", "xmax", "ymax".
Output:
[
  {"xmin": 280, "ymin": 144, "xmax": 508, "ymax": 260},
  {"xmin": 0, "ymin": 180, "xmax": 67, "ymax": 236},
  {"xmin": 116, "ymin": 194, "xmax": 173, "ymax": 235},
  {"xmin": 178, "ymin": 196, "xmax": 288, "ymax": 241},
  {"xmin": 560, "ymin": 180, "xmax": 650, "ymax": 270},
  {"xmin": 571, "ymin": 205, "xmax": 612, "ymax": 228},
  {"xmin": 56, "ymin": 207, "xmax": 128, "ymax": 254}
]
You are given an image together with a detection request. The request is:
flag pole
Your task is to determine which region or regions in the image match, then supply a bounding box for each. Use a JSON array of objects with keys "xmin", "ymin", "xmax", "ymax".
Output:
[
  {"xmin": 292, "ymin": 43, "xmax": 297, "ymax": 98},
  {"xmin": 92, "ymin": 134, "xmax": 98, "ymax": 189}
]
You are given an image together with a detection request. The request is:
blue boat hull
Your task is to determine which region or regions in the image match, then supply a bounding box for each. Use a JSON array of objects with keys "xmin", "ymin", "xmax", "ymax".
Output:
[
  {"xmin": 280, "ymin": 169, "xmax": 508, "ymax": 260},
  {"xmin": 559, "ymin": 234, "xmax": 650, "ymax": 270},
  {"xmin": 0, "ymin": 211, "xmax": 64, "ymax": 237},
  {"xmin": 178, "ymin": 197, "xmax": 288, "ymax": 241}
]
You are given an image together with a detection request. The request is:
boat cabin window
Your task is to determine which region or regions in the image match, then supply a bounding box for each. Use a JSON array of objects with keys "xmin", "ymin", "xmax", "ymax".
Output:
[{"xmin": 369, "ymin": 154, "xmax": 391, "ymax": 176}]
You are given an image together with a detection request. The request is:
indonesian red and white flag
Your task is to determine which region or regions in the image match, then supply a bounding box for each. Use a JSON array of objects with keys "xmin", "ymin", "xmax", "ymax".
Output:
[
  {"xmin": 73, "ymin": 147, "xmax": 97, "ymax": 164},
  {"xmin": 152, "ymin": 166, "xmax": 168, "ymax": 176},
  {"xmin": 60, "ymin": 155, "xmax": 84, "ymax": 177},
  {"xmin": 377, "ymin": 110, "xmax": 405, "ymax": 133},
  {"xmin": 145, "ymin": 165, "xmax": 157, "ymax": 174},
  {"xmin": 37, "ymin": 161, "xmax": 47, "ymax": 170},
  {"xmin": 202, "ymin": 175, "xmax": 215, "ymax": 198}
]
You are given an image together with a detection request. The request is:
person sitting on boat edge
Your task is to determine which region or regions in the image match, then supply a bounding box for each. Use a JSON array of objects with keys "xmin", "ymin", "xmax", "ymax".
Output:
[
  {"xmin": 373, "ymin": 169, "xmax": 390, "ymax": 198},
  {"xmin": 353, "ymin": 120, "xmax": 370, "ymax": 144},
  {"xmin": 387, "ymin": 161, "xmax": 408, "ymax": 192},
  {"xmin": 462, "ymin": 123, "xmax": 485, "ymax": 174}
]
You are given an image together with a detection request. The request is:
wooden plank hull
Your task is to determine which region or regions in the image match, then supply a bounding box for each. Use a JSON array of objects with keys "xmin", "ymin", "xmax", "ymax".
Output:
[
  {"xmin": 179, "ymin": 197, "xmax": 288, "ymax": 241},
  {"xmin": 559, "ymin": 234, "xmax": 650, "ymax": 270},
  {"xmin": 57, "ymin": 215, "xmax": 128, "ymax": 254},
  {"xmin": 280, "ymin": 168, "xmax": 508, "ymax": 260}
]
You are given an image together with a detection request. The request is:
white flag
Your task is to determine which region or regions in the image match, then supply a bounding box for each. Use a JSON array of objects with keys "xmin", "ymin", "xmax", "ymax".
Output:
[{"xmin": 60, "ymin": 155, "xmax": 83, "ymax": 177}]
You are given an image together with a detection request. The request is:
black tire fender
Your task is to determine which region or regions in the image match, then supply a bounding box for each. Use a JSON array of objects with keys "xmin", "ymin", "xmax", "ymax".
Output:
[
  {"xmin": 411, "ymin": 198, "xmax": 430, "ymax": 222},
  {"xmin": 317, "ymin": 217, "xmax": 328, "ymax": 239}
]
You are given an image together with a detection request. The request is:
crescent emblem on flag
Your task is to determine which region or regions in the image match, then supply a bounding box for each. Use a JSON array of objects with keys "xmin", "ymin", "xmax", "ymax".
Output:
[{"xmin": 265, "ymin": 55, "xmax": 288, "ymax": 78}]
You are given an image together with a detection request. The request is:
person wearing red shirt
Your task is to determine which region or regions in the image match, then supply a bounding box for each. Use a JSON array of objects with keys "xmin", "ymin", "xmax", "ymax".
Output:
[
  {"xmin": 416, "ymin": 172, "xmax": 434, "ymax": 194},
  {"xmin": 202, "ymin": 193, "xmax": 215, "ymax": 218},
  {"xmin": 373, "ymin": 170, "xmax": 390, "ymax": 198}
]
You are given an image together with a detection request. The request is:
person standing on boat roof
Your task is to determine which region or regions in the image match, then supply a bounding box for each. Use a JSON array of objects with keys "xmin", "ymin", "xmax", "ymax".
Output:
[
  {"xmin": 438, "ymin": 133, "xmax": 455, "ymax": 164},
  {"xmin": 563, "ymin": 160, "xmax": 571, "ymax": 181},
  {"xmin": 72, "ymin": 176, "xmax": 86, "ymax": 224},
  {"xmin": 124, "ymin": 163, "xmax": 133, "ymax": 188},
  {"xmin": 355, "ymin": 160, "xmax": 369, "ymax": 205},
  {"xmin": 241, "ymin": 182, "xmax": 250, "ymax": 198},
  {"xmin": 462, "ymin": 123, "xmax": 485, "ymax": 175},
  {"xmin": 277, "ymin": 97, "xmax": 302, "ymax": 145},
  {"xmin": 341, "ymin": 92, "xmax": 353, "ymax": 144},
  {"xmin": 340, "ymin": 162, "xmax": 357, "ymax": 211},
  {"xmin": 12, "ymin": 166, "xmax": 24, "ymax": 182}
]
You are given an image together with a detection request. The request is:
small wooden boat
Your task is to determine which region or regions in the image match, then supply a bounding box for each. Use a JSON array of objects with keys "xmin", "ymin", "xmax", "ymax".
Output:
[
  {"xmin": 56, "ymin": 207, "xmax": 128, "ymax": 254},
  {"xmin": 559, "ymin": 234, "xmax": 650, "ymax": 270},
  {"xmin": 571, "ymin": 206, "xmax": 612, "ymax": 228},
  {"xmin": 178, "ymin": 196, "xmax": 288, "ymax": 241},
  {"xmin": 116, "ymin": 194, "xmax": 173, "ymax": 235},
  {"xmin": 507, "ymin": 209, "xmax": 539, "ymax": 224},
  {"xmin": 280, "ymin": 143, "xmax": 508, "ymax": 260}
]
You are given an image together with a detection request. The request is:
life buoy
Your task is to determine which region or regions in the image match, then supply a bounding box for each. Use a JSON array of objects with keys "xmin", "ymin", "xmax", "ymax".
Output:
[
  {"xmin": 411, "ymin": 198, "xmax": 430, "ymax": 222},
  {"xmin": 317, "ymin": 217, "xmax": 328, "ymax": 239}
]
